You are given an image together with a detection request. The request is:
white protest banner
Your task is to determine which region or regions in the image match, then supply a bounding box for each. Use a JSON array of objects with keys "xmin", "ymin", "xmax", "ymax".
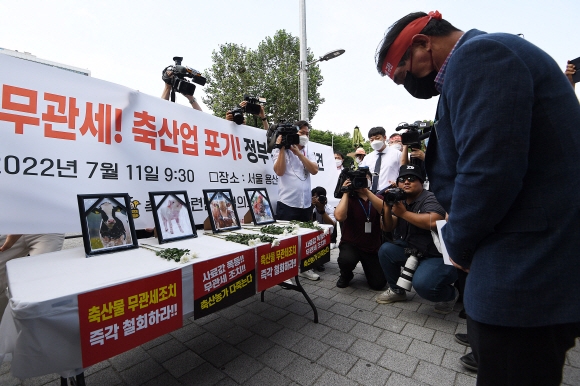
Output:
[{"xmin": 0, "ymin": 54, "xmax": 337, "ymax": 234}]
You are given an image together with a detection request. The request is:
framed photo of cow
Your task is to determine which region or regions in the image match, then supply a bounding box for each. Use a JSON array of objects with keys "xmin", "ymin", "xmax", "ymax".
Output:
[
  {"xmin": 149, "ymin": 191, "xmax": 197, "ymax": 244},
  {"xmin": 77, "ymin": 194, "xmax": 138, "ymax": 257},
  {"xmin": 203, "ymin": 189, "xmax": 241, "ymax": 233},
  {"xmin": 244, "ymin": 188, "xmax": 276, "ymax": 225}
]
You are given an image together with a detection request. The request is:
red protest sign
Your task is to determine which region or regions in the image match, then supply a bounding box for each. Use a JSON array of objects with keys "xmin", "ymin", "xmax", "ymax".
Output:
[
  {"xmin": 193, "ymin": 249, "xmax": 256, "ymax": 319},
  {"xmin": 256, "ymin": 236, "xmax": 299, "ymax": 292},
  {"xmin": 78, "ymin": 270, "xmax": 182, "ymax": 367},
  {"xmin": 300, "ymin": 231, "xmax": 331, "ymax": 272}
]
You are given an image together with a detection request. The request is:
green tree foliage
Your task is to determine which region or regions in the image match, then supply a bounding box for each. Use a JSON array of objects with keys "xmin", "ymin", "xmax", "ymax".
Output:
[{"xmin": 203, "ymin": 30, "xmax": 325, "ymax": 127}]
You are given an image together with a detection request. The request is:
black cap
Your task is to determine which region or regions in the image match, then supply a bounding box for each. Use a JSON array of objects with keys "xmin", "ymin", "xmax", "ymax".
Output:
[{"xmin": 398, "ymin": 165, "xmax": 424, "ymax": 181}]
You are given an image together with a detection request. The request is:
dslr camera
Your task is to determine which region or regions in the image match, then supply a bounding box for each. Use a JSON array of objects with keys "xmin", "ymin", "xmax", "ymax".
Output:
[
  {"xmin": 230, "ymin": 94, "xmax": 267, "ymax": 125},
  {"xmin": 266, "ymin": 122, "xmax": 300, "ymax": 151},
  {"xmin": 316, "ymin": 195, "xmax": 327, "ymax": 205},
  {"xmin": 383, "ymin": 187, "xmax": 407, "ymax": 206},
  {"xmin": 395, "ymin": 120, "xmax": 433, "ymax": 150},
  {"xmin": 163, "ymin": 56, "xmax": 207, "ymax": 101},
  {"xmin": 333, "ymin": 167, "xmax": 372, "ymax": 198}
]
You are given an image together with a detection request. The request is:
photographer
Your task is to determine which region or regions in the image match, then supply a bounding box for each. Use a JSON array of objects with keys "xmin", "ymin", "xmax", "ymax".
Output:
[
  {"xmin": 225, "ymin": 100, "xmax": 269, "ymax": 130},
  {"xmin": 312, "ymin": 186, "xmax": 337, "ymax": 271},
  {"xmin": 272, "ymin": 121, "xmax": 319, "ymax": 280},
  {"xmin": 161, "ymin": 69, "xmax": 203, "ymax": 111},
  {"xmin": 334, "ymin": 170, "xmax": 387, "ymax": 290},
  {"xmin": 376, "ymin": 165, "xmax": 458, "ymax": 314}
]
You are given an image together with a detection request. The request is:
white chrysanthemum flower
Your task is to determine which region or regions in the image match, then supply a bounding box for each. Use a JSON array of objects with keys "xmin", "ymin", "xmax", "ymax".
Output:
[
  {"xmin": 271, "ymin": 239, "xmax": 280, "ymax": 247},
  {"xmin": 248, "ymin": 239, "xmax": 257, "ymax": 247},
  {"xmin": 180, "ymin": 253, "xmax": 192, "ymax": 264},
  {"xmin": 190, "ymin": 251, "xmax": 199, "ymax": 259},
  {"xmin": 313, "ymin": 221, "xmax": 319, "ymax": 226},
  {"xmin": 291, "ymin": 229, "xmax": 298, "ymax": 235},
  {"xmin": 323, "ymin": 227, "xmax": 329, "ymax": 235},
  {"xmin": 283, "ymin": 229, "xmax": 289, "ymax": 236}
]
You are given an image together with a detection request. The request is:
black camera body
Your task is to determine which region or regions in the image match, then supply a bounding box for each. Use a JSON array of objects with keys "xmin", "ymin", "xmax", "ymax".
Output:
[
  {"xmin": 269, "ymin": 123, "xmax": 300, "ymax": 149},
  {"xmin": 396, "ymin": 120, "xmax": 433, "ymax": 150},
  {"xmin": 383, "ymin": 187, "xmax": 407, "ymax": 206},
  {"xmin": 334, "ymin": 167, "xmax": 372, "ymax": 198},
  {"xmin": 317, "ymin": 195, "xmax": 327, "ymax": 205},
  {"xmin": 229, "ymin": 94, "xmax": 266, "ymax": 125},
  {"xmin": 163, "ymin": 56, "xmax": 207, "ymax": 101}
]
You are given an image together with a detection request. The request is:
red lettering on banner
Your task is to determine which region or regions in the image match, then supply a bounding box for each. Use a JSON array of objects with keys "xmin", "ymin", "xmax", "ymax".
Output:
[
  {"xmin": 78, "ymin": 270, "xmax": 182, "ymax": 368},
  {"xmin": 0, "ymin": 85, "xmax": 40, "ymax": 134},
  {"xmin": 158, "ymin": 118, "xmax": 179, "ymax": 153},
  {"xmin": 42, "ymin": 93, "xmax": 79, "ymax": 140},
  {"xmin": 181, "ymin": 123, "xmax": 198, "ymax": 156},
  {"xmin": 204, "ymin": 129, "xmax": 242, "ymax": 160},
  {"xmin": 132, "ymin": 110, "xmax": 157, "ymax": 149},
  {"xmin": 78, "ymin": 102, "xmax": 121, "ymax": 144}
]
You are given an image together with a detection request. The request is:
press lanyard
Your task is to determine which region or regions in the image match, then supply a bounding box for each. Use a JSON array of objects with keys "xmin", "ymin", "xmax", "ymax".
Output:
[{"xmin": 358, "ymin": 198, "xmax": 372, "ymax": 233}]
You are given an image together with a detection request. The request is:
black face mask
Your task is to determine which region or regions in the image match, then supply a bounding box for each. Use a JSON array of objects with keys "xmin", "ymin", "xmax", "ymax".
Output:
[{"xmin": 403, "ymin": 70, "xmax": 440, "ymax": 99}]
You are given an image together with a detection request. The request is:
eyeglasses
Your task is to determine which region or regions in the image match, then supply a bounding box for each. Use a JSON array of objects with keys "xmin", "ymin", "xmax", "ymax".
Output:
[{"xmin": 397, "ymin": 176, "xmax": 417, "ymax": 183}]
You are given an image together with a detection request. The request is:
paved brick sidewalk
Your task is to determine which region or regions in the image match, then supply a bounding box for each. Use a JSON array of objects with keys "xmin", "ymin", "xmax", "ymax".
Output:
[{"xmin": 1, "ymin": 245, "xmax": 579, "ymax": 385}]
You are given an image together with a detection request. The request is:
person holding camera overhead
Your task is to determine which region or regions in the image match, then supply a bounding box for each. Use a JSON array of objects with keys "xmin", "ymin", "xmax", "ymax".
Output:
[
  {"xmin": 376, "ymin": 165, "xmax": 458, "ymax": 314},
  {"xmin": 333, "ymin": 167, "xmax": 387, "ymax": 289},
  {"xmin": 272, "ymin": 121, "xmax": 320, "ymax": 281},
  {"xmin": 225, "ymin": 98, "xmax": 270, "ymax": 130},
  {"xmin": 161, "ymin": 70, "xmax": 202, "ymax": 111}
]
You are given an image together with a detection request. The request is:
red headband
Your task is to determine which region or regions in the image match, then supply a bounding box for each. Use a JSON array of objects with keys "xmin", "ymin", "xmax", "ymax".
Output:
[{"xmin": 381, "ymin": 11, "xmax": 442, "ymax": 79}]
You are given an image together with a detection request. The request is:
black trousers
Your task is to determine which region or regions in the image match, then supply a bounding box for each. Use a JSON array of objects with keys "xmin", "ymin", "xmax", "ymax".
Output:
[
  {"xmin": 467, "ymin": 316, "xmax": 580, "ymax": 386},
  {"xmin": 337, "ymin": 243, "xmax": 386, "ymax": 290},
  {"xmin": 275, "ymin": 201, "xmax": 312, "ymax": 222}
]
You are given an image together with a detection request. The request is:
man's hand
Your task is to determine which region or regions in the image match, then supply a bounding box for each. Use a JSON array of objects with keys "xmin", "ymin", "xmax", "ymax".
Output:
[
  {"xmin": 390, "ymin": 201, "xmax": 407, "ymax": 217},
  {"xmin": 0, "ymin": 235, "xmax": 22, "ymax": 252},
  {"xmin": 449, "ymin": 257, "xmax": 470, "ymax": 273},
  {"xmin": 410, "ymin": 149, "xmax": 425, "ymax": 161},
  {"xmin": 288, "ymin": 144, "xmax": 301, "ymax": 155},
  {"xmin": 312, "ymin": 196, "xmax": 325, "ymax": 211},
  {"xmin": 565, "ymin": 61, "xmax": 576, "ymax": 88}
]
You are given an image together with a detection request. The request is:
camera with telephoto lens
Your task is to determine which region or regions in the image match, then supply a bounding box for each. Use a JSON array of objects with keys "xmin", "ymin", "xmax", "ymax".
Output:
[
  {"xmin": 162, "ymin": 56, "xmax": 207, "ymax": 101},
  {"xmin": 383, "ymin": 187, "xmax": 407, "ymax": 206},
  {"xmin": 333, "ymin": 167, "xmax": 372, "ymax": 198},
  {"xmin": 230, "ymin": 95, "xmax": 267, "ymax": 125},
  {"xmin": 317, "ymin": 195, "xmax": 327, "ymax": 205},
  {"xmin": 396, "ymin": 248, "xmax": 424, "ymax": 291}
]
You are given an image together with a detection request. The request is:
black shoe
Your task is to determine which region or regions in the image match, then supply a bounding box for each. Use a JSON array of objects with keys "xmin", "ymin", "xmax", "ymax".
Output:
[
  {"xmin": 458, "ymin": 307, "xmax": 467, "ymax": 319},
  {"xmin": 460, "ymin": 352, "xmax": 478, "ymax": 371},
  {"xmin": 336, "ymin": 275, "xmax": 351, "ymax": 288},
  {"xmin": 315, "ymin": 264, "xmax": 325, "ymax": 272},
  {"xmin": 454, "ymin": 333, "xmax": 470, "ymax": 347}
]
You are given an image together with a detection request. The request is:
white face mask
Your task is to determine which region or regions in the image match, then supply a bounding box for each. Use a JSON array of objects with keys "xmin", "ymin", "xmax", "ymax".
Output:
[
  {"xmin": 389, "ymin": 143, "xmax": 403, "ymax": 151},
  {"xmin": 371, "ymin": 139, "xmax": 384, "ymax": 151},
  {"xmin": 299, "ymin": 135, "xmax": 309, "ymax": 146},
  {"xmin": 335, "ymin": 159, "xmax": 343, "ymax": 167}
]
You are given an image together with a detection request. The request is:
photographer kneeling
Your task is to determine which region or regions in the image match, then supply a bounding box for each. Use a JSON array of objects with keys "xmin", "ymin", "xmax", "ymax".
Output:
[
  {"xmin": 376, "ymin": 165, "xmax": 458, "ymax": 314},
  {"xmin": 334, "ymin": 168, "xmax": 387, "ymax": 290}
]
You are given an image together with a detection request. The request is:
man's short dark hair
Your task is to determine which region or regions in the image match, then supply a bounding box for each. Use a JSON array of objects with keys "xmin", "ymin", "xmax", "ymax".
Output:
[
  {"xmin": 389, "ymin": 133, "xmax": 401, "ymax": 139},
  {"xmin": 368, "ymin": 126, "xmax": 386, "ymax": 139},
  {"xmin": 312, "ymin": 186, "xmax": 326, "ymax": 197},
  {"xmin": 375, "ymin": 12, "xmax": 461, "ymax": 75},
  {"xmin": 295, "ymin": 120, "xmax": 310, "ymax": 130},
  {"xmin": 334, "ymin": 151, "xmax": 345, "ymax": 160}
]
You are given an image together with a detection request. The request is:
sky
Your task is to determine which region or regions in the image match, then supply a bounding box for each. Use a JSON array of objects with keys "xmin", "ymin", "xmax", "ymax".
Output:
[{"xmin": 1, "ymin": 0, "xmax": 578, "ymax": 139}]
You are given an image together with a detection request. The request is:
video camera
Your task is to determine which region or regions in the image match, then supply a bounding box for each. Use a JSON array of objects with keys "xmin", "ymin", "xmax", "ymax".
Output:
[
  {"xmin": 383, "ymin": 187, "xmax": 407, "ymax": 206},
  {"xmin": 395, "ymin": 121, "xmax": 433, "ymax": 150},
  {"xmin": 163, "ymin": 56, "xmax": 207, "ymax": 102},
  {"xmin": 333, "ymin": 167, "xmax": 372, "ymax": 198},
  {"xmin": 266, "ymin": 122, "xmax": 300, "ymax": 151},
  {"xmin": 230, "ymin": 95, "xmax": 267, "ymax": 125}
]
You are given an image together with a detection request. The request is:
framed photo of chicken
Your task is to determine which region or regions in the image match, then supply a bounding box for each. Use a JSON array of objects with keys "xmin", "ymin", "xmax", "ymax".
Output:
[
  {"xmin": 149, "ymin": 191, "xmax": 197, "ymax": 244},
  {"xmin": 244, "ymin": 188, "xmax": 276, "ymax": 225},
  {"xmin": 77, "ymin": 194, "xmax": 138, "ymax": 257},
  {"xmin": 203, "ymin": 189, "xmax": 241, "ymax": 233}
]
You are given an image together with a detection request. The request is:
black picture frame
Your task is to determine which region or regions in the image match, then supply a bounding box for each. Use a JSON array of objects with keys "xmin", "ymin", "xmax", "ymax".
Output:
[
  {"xmin": 203, "ymin": 189, "xmax": 241, "ymax": 233},
  {"xmin": 149, "ymin": 191, "xmax": 197, "ymax": 243},
  {"xmin": 77, "ymin": 193, "xmax": 139, "ymax": 257},
  {"xmin": 244, "ymin": 188, "xmax": 276, "ymax": 225}
]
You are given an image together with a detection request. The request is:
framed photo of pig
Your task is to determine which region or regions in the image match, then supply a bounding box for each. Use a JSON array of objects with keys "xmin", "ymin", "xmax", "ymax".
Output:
[
  {"xmin": 244, "ymin": 188, "xmax": 276, "ymax": 225},
  {"xmin": 203, "ymin": 189, "xmax": 241, "ymax": 233},
  {"xmin": 77, "ymin": 193, "xmax": 139, "ymax": 257},
  {"xmin": 149, "ymin": 191, "xmax": 197, "ymax": 243}
]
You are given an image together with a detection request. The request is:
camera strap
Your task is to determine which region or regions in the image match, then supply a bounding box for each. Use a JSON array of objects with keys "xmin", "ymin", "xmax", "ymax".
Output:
[{"xmin": 357, "ymin": 198, "xmax": 372, "ymax": 233}]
